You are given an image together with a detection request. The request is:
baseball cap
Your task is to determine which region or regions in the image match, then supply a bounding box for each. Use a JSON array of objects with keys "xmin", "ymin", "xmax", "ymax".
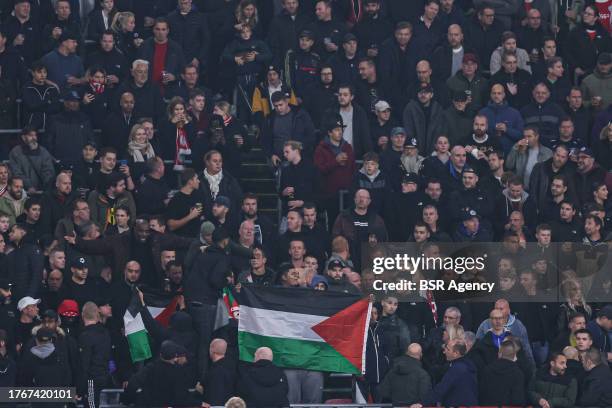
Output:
[
  {"xmin": 327, "ymin": 259, "xmax": 343, "ymax": 270},
  {"xmin": 324, "ymin": 113, "xmax": 346, "ymax": 132},
  {"xmin": 462, "ymin": 208, "xmax": 480, "ymax": 221},
  {"xmin": 70, "ymin": 256, "xmax": 89, "ymax": 269},
  {"xmin": 0, "ymin": 279, "xmax": 11, "ymax": 291},
  {"xmin": 598, "ymin": 52, "xmax": 612, "ymax": 65},
  {"xmin": 58, "ymin": 299, "xmax": 80, "ymax": 317},
  {"xmin": 577, "ymin": 147, "xmax": 594, "ymax": 158},
  {"xmin": 160, "ymin": 340, "xmax": 186, "ymax": 360},
  {"xmin": 83, "ymin": 140, "xmax": 97, "ymax": 149},
  {"xmin": 62, "ymin": 89, "xmax": 80, "ymax": 102},
  {"xmin": 213, "ymin": 195, "xmax": 231, "ymax": 208},
  {"xmin": 598, "ymin": 305, "xmax": 612, "ymax": 319},
  {"xmin": 212, "ymin": 226, "xmax": 230, "ymax": 243},
  {"xmin": 462, "ymin": 53, "xmax": 479, "ymax": 64},
  {"xmin": 266, "ymin": 64, "xmax": 281, "ymax": 75},
  {"xmin": 343, "ymin": 33, "xmax": 357, "ymax": 44},
  {"xmin": 374, "ymin": 100, "xmax": 391, "ymax": 112},
  {"xmin": 58, "ymin": 31, "xmax": 78, "ymax": 43},
  {"xmin": 36, "ymin": 327, "xmax": 57, "ymax": 342},
  {"xmin": 42, "ymin": 309, "xmax": 59, "ymax": 321},
  {"xmin": 406, "ymin": 137, "xmax": 418, "ymax": 148},
  {"xmin": 402, "ymin": 172, "xmax": 419, "ymax": 184},
  {"xmin": 452, "ymin": 91, "xmax": 468, "ymax": 102},
  {"xmin": 17, "ymin": 296, "xmax": 40, "ymax": 312},
  {"xmin": 462, "ymin": 165, "xmax": 477, "ymax": 174},
  {"xmin": 390, "ymin": 127, "xmax": 406, "ymax": 137},
  {"xmin": 299, "ymin": 30, "xmax": 315, "ymax": 40}
]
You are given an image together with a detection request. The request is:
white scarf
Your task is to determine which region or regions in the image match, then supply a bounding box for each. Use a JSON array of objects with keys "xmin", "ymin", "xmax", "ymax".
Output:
[
  {"xmin": 203, "ymin": 169, "xmax": 223, "ymax": 199},
  {"xmin": 128, "ymin": 140, "xmax": 155, "ymax": 162}
]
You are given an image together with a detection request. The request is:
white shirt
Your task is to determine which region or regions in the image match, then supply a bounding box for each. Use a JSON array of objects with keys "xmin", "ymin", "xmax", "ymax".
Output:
[{"xmin": 340, "ymin": 107, "xmax": 354, "ymax": 146}]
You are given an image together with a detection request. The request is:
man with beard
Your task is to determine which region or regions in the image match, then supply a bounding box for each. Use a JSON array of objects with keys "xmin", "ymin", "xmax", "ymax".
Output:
[
  {"xmin": 352, "ymin": 0, "xmax": 393, "ymax": 58},
  {"xmin": 449, "ymin": 166, "xmax": 494, "ymax": 226},
  {"xmin": 573, "ymin": 147, "xmax": 606, "ymax": 207},
  {"xmin": 529, "ymin": 352, "xmax": 577, "ymax": 407},
  {"xmin": 389, "ymin": 172, "xmax": 428, "ymax": 241},
  {"xmin": 40, "ymin": 269, "xmax": 64, "ymax": 312},
  {"xmin": 239, "ymin": 194, "xmax": 274, "ymax": 248},
  {"xmin": 403, "ymin": 83, "xmax": 445, "ymax": 154},
  {"xmin": 41, "ymin": 173, "xmax": 77, "ymax": 234},
  {"xmin": 0, "ymin": 177, "xmax": 27, "ymax": 226},
  {"xmin": 355, "ymin": 58, "xmax": 389, "ymax": 118},
  {"xmin": 8, "ymin": 127, "xmax": 55, "ymax": 193},
  {"xmin": 538, "ymin": 175, "xmax": 571, "ymax": 223},
  {"xmin": 16, "ymin": 197, "xmax": 50, "ymax": 246},
  {"xmin": 337, "ymin": 84, "xmax": 372, "ymax": 158},
  {"xmin": 302, "ymin": 64, "xmax": 337, "ymax": 128},
  {"xmin": 529, "ymin": 145, "xmax": 576, "ymax": 209},
  {"xmin": 431, "ymin": 24, "xmax": 474, "ymax": 83},
  {"xmin": 462, "ymin": 114, "xmax": 503, "ymax": 176}
]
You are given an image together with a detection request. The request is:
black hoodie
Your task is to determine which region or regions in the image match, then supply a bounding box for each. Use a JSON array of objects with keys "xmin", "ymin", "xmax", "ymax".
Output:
[
  {"xmin": 237, "ymin": 359, "xmax": 289, "ymax": 408},
  {"xmin": 479, "ymin": 358, "xmax": 526, "ymax": 406}
]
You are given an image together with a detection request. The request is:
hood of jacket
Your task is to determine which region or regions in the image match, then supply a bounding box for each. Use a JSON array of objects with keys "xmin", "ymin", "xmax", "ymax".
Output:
[
  {"xmin": 30, "ymin": 343, "xmax": 56, "ymax": 359},
  {"xmin": 170, "ymin": 311, "xmax": 193, "ymax": 332},
  {"xmin": 502, "ymin": 187, "xmax": 529, "ymax": 204},
  {"xmin": 392, "ymin": 355, "xmax": 423, "ymax": 374}
]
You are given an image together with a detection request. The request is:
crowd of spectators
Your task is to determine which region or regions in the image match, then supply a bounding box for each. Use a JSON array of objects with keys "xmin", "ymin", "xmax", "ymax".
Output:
[{"xmin": 0, "ymin": 0, "xmax": 611, "ymax": 406}]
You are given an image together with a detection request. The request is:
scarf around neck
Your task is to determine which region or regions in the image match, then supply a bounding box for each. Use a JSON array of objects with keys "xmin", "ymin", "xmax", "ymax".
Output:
[{"xmin": 203, "ymin": 169, "xmax": 223, "ymax": 199}]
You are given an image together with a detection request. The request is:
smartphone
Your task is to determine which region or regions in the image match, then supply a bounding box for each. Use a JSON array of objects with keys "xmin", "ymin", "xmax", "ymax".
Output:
[{"xmin": 119, "ymin": 159, "xmax": 128, "ymax": 166}]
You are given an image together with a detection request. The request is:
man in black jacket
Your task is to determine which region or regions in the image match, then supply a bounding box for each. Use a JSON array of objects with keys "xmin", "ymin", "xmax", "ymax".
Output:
[
  {"xmin": 267, "ymin": 0, "xmax": 311, "ymax": 63},
  {"xmin": 17, "ymin": 327, "xmax": 72, "ymax": 388},
  {"xmin": 337, "ymin": 84, "xmax": 372, "ymax": 158},
  {"xmin": 185, "ymin": 227, "xmax": 230, "ymax": 376},
  {"xmin": 86, "ymin": 31, "xmax": 128, "ymax": 86},
  {"xmin": 138, "ymin": 18, "xmax": 186, "ymax": 88},
  {"xmin": 78, "ymin": 302, "xmax": 111, "ymax": 407},
  {"xmin": 352, "ymin": 0, "xmax": 393, "ymax": 58},
  {"xmin": 479, "ymin": 340, "xmax": 526, "ymax": 406},
  {"xmin": 237, "ymin": 347, "xmax": 289, "ymax": 408},
  {"xmin": 6, "ymin": 224, "xmax": 43, "ymax": 302},
  {"xmin": 305, "ymin": 0, "xmax": 346, "ymax": 61},
  {"xmin": 167, "ymin": 0, "xmax": 210, "ymax": 74},
  {"xmin": 199, "ymin": 338, "xmax": 236, "ymax": 406},
  {"xmin": 112, "ymin": 60, "xmax": 165, "ymax": 123},
  {"xmin": 431, "ymin": 24, "xmax": 475, "ymax": 84},
  {"xmin": 578, "ymin": 347, "xmax": 612, "ymax": 407}
]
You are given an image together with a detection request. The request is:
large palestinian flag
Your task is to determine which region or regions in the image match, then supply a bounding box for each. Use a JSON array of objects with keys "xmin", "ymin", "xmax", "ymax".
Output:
[
  {"xmin": 237, "ymin": 286, "xmax": 371, "ymax": 374},
  {"xmin": 124, "ymin": 289, "xmax": 180, "ymax": 362}
]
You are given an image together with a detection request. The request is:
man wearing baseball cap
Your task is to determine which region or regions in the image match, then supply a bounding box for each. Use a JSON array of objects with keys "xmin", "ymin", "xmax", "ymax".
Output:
[
  {"xmin": 40, "ymin": 25, "xmax": 84, "ymax": 91},
  {"xmin": 61, "ymin": 257, "xmax": 100, "ymax": 309},
  {"xmin": 284, "ymin": 29, "xmax": 321, "ymax": 98},
  {"xmin": 403, "ymin": 82, "xmax": 445, "ymax": 154},
  {"xmin": 575, "ymin": 146, "xmax": 606, "ymax": 206},
  {"xmin": 328, "ymin": 33, "xmax": 359, "ymax": 85},
  {"xmin": 15, "ymin": 296, "xmax": 40, "ymax": 352},
  {"xmin": 370, "ymin": 100, "xmax": 398, "ymax": 151},
  {"xmin": 314, "ymin": 113, "xmax": 356, "ymax": 223},
  {"xmin": 267, "ymin": 0, "xmax": 311, "ymax": 61},
  {"xmin": 380, "ymin": 127, "xmax": 407, "ymax": 190},
  {"xmin": 452, "ymin": 207, "xmax": 493, "ymax": 241},
  {"xmin": 447, "ymin": 52, "xmax": 488, "ymax": 114}
]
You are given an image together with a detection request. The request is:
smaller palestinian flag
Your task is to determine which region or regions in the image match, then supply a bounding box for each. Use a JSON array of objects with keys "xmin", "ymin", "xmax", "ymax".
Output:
[
  {"xmin": 214, "ymin": 287, "xmax": 240, "ymax": 330},
  {"xmin": 124, "ymin": 289, "xmax": 179, "ymax": 362},
  {"xmin": 237, "ymin": 286, "xmax": 371, "ymax": 374}
]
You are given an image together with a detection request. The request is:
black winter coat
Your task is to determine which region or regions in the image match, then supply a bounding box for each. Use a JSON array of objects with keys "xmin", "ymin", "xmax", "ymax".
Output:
[
  {"xmin": 479, "ymin": 358, "xmax": 526, "ymax": 406},
  {"xmin": 237, "ymin": 359, "xmax": 289, "ymax": 408},
  {"xmin": 184, "ymin": 244, "xmax": 230, "ymax": 305},
  {"xmin": 167, "ymin": 9, "xmax": 210, "ymax": 67},
  {"xmin": 6, "ymin": 242, "xmax": 44, "ymax": 302},
  {"xmin": 77, "ymin": 323, "xmax": 111, "ymax": 394}
]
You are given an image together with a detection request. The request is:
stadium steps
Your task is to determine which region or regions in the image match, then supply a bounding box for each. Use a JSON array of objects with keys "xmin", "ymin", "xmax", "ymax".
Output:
[{"xmin": 239, "ymin": 147, "xmax": 279, "ymax": 226}]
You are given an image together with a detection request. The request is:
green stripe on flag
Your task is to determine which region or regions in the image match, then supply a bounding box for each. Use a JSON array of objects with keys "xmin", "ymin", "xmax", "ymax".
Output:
[
  {"xmin": 127, "ymin": 330, "xmax": 152, "ymax": 362},
  {"xmin": 238, "ymin": 331, "xmax": 360, "ymax": 374}
]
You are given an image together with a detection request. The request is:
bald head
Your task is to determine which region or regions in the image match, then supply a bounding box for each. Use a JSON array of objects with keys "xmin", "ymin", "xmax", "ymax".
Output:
[
  {"xmin": 254, "ymin": 347, "xmax": 273, "ymax": 362},
  {"xmin": 407, "ymin": 343, "xmax": 423, "ymax": 360},
  {"xmin": 495, "ymin": 299, "xmax": 510, "ymax": 318},
  {"xmin": 447, "ymin": 24, "xmax": 463, "ymax": 47},
  {"xmin": 209, "ymin": 338, "xmax": 227, "ymax": 361}
]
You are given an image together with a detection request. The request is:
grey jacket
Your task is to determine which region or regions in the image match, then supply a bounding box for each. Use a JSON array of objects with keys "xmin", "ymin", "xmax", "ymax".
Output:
[
  {"xmin": 505, "ymin": 143, "xmax": 553, "ymax": 187},
  {"xmin": 9, "ymin": 145, "xmax": 56, "ymax": 191}
]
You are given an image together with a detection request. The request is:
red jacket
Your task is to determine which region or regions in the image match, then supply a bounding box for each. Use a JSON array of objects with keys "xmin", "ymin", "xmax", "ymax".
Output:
[{"xmin": 314, "ymin": 139, "xmax": 356, "ymax": 196}]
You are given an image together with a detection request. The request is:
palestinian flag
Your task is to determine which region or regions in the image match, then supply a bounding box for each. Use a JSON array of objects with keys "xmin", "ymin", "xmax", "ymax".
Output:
[
  {"xmin": 237, "ymin": 286, "xmax": 371, "ymax": 374},
  {"xmin": 124, "ymin": 289, "xmax": 180, "ymax": 362}
]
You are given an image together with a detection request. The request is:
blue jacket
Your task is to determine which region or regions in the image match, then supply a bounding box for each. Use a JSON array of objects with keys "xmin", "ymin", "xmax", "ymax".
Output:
[
  {"xmin": 479, "ymin": 101, "xmax": 524, "ymax": 153},
  {"xmin": 423, "ymin": 356, "xmax": 478, "ymax": 407}
]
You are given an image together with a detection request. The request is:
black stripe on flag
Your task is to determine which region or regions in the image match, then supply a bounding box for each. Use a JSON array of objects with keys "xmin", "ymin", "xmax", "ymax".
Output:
[{"xmin": 236, "ymin": 286, "xmax": 362, "ymax": 316}]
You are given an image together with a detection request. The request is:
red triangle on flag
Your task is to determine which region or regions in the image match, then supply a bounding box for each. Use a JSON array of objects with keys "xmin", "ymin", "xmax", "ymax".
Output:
[
  {"xmin": 311, "ymin": 299, "xmax": 371, "ymax": 372},
  {"xmin": 153, "ymin": 296, "xmax": 179, "ymax": 328}
]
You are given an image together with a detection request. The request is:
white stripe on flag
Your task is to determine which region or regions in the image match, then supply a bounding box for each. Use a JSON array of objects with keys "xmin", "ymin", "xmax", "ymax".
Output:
[
  {"xmin": 124, "ymin": 311, "xmax": 147, "ymax": 336},
  {"xmin": 239, "ymin": 305, "xmax": 326, "ymax": 342},
  {"xmin": 147, "ymin": 306, "xmax": 164, "ymax": 319}
]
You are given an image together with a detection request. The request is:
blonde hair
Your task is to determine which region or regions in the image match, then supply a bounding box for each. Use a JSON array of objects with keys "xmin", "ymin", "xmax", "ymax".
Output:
[
  {"xmin": 331, "ymin": 236, "xmax": 349, "ymax": 254},
  {"xmin": 235, "ymin": 0, "xmax": 258, "ymax": 30},
  {"xmin": 562, "ymin": 278, "xmax": 592, "ymax": 316},
  {"xmin": 445, "ymin": 324, "xmax": 465, "ymax": 342},
  {"xmin": 128, "ymin": 124, "xmax": 145, "ymax": 143},
  {"xmin": 599, "ymin": 123, "xmax": 612, "ymax": 141},
  {"xmin": 111, "ymin": 11, "xmax": 134, "ymax": 33}
]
